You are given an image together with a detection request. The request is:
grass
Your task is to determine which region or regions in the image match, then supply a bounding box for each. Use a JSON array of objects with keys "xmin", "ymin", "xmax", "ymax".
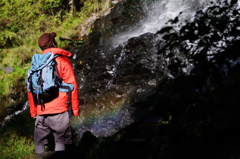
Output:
[
  {"xmin": 0, "ymin": 109, "xmax": 36, "ymax": 159},
  {"xmin": 0, "ymin": 133, "xmax": 35, "ymax": 159}
]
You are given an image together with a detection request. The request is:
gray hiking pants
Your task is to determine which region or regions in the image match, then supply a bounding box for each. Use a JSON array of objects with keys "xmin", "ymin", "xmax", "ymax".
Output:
[{"xmin": 34, "ymin": 111, "xmax": 72, "ymax": 145}]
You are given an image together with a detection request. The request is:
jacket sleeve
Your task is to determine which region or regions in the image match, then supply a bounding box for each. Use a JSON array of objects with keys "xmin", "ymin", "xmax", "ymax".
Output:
[
  {"xmin": 57, "ymin": 57, "xmax": 80, "ymax": 116},
  {"xmin": 27, "ymin": 91, "xmax": 37, "ymax": 117}
]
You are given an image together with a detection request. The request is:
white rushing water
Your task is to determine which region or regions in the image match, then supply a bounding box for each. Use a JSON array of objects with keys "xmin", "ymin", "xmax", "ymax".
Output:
[
  {"xmin": 0, "ymin": 102, "xmax": 28, "ymax": 129},
  {"xmin": 111, "ymin": 0, "xmax": 221, "ymax": 46},
  {"xmin": 73, "ymin": 0, "xmax": 221, "ymax": 138}
]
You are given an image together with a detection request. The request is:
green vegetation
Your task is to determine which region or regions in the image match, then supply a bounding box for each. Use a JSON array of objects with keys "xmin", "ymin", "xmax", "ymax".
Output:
[
  {"xmin": 0, "ymin": 0, "xmax": 113, "ymax": 109},
  {"xmin": 0, "ymin": 0, "xmax": 113, "ymax": 158},
  {"xmin": 0, "ymin": 109, "xmax": 35, "ymax": 159}
]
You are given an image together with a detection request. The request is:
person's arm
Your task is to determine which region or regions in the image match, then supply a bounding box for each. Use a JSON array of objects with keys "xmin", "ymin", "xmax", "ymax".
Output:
[
  {"xmin": 27, "ymin": 91, "xmax": 37, "ymax": 117},
  {"xmin": 59, "ymin": 57, "xmax": 80, "ymax": 116}
]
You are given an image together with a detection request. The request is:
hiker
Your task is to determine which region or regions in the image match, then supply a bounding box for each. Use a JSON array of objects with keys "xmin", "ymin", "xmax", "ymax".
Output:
[{"xmin": 27, "ymin": 32, "xmax": 80, "ymax": 154}]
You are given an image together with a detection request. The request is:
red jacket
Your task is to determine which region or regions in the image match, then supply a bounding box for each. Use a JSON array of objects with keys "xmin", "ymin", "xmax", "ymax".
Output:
[{"xmin": 28, "ymin": 48, "xmax": 80, "ymax": 117}]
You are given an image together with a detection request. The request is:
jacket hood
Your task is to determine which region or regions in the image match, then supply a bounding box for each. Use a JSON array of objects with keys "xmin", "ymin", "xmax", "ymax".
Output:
[{"xmin": 42, "ymin": 48, "xmax": 72, "ymax": 57}]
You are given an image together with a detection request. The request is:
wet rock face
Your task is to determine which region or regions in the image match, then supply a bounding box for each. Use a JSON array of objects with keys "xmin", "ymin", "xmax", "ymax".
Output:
[
  {"xmin": 70, "ymin": 0, "xmax": 240, "ymax": 141},
  {"xmin": 69, "ymin": 0, "xmax": 165, "ymax": 138},
  {"xmin": 73, "ymin": 32, "xmax": 160, "ymax": 103}
]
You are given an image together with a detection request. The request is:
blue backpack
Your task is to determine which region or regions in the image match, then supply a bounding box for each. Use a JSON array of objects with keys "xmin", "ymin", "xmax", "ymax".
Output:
[{"xmin": 27, "ymin": 52, "xmax": 74, "ymax": 105}]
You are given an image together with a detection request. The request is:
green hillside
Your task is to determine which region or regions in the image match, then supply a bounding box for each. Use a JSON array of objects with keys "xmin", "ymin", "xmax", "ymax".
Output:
[
  {"xmin": 0, "ymin": 1, "xmax": 113, "ymax": 158},
  {"xmin": 0, "ymin": 0, "xmax": 113, "ymax": 111}
]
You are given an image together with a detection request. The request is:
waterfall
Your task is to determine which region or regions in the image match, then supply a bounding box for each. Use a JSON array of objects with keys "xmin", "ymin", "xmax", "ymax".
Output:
[
  {"xmin": 111, "ymin": 0, "xmax": 217, "ymax": 47},
  {"xmin": 71, "ymin": 0, "xmax": 233, "ymax": 140}
]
